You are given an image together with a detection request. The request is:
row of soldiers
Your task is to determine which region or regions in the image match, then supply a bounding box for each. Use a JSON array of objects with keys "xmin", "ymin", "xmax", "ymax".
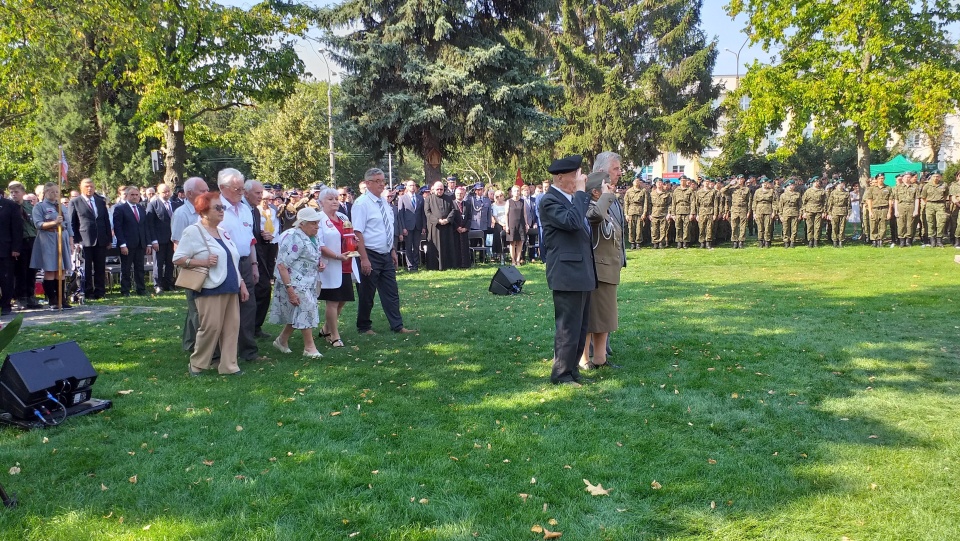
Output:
[{"xmin": 619, "ymin": 171, "xmax": 960, "ymax": 249}]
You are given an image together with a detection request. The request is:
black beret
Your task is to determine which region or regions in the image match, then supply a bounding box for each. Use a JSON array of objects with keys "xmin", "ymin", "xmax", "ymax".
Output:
[{"xmin": 547, "ymin": 155, "xmax": 583, "ymax": 175}]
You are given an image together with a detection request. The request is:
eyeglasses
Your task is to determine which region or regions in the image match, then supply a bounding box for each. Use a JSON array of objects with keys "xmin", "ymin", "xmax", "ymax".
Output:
[{"xmin": 213, "ymin": 205, "xmax": 226, "ymax": 211}]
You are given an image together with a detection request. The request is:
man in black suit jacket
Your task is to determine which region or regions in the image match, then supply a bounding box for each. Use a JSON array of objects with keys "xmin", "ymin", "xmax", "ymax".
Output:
[
  {"xmin": 69, "ymin": 178, "xmax": 111, "ymax": 299},
  {"xmin": 112, "ymin": 186, "xmax": 153, "ymax": 296},
  {"xmin": 539, "ymin": 155, "xmax": 597, "ymax": 387},
  {"xmin": 146, "ymin": 183, "xmax": 180, "ymax": 292},
  {"xmin": 245, "ymin": 180, "xmax": 273, "ymax": 339},
  {"xmin": 0, "ymin": 189, "xmax": 23, "ymax": 315},
  {"xmin": 337, "ymin": 187, "xmax": 353, "ymax": 220},
  {"xmin": 396, "ymin": 180, "xmax": 425, "ymax": 271}
]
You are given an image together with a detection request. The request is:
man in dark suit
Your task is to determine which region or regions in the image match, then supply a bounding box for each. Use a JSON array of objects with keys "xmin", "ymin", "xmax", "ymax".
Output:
[
  {"xmin": 0, "ymin": 188, "xmax": 24, "ymax": 316},
  {"xmin": 396, "ymin": 180, "xmax": 425, "ymax": 271},
  {"xmin": 337, "ymin": 187, "xmax": 353, "ymax": 219},
  {"xmin": 69, "ymin": 178, "xmax": 111, "ymax": 299},
  {"xmin": 146, "ymin": 183, "xmax": 180, "ymax": 293},
  {"xmin": 538, "ymin": 155, "xmax": 597, "ymax": 387},
  {"xmin": 245, "ymin": 179, "xmax": 273, "ymax": 340},
  {"xmin": 112, "ymin": 186, "xmax": 152, "ymax": 296}
]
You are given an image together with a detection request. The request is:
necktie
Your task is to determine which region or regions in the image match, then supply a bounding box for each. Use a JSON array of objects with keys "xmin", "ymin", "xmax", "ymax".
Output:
[
  {"xmin": 165, "ymin": 201, "xmax": 171, "ymax": 217},
  {"xmin": 376, "ymin": 198, "xmax": 393, "ymax": 242},
  {"xmin": 133, "ymin": 205, "xmax": 139, "ymax": 222},
  {"xmin": 411, "ymin": 196, "xmax": 417, "ymax": 211},
  {"xmin": 87, "ymin": 197, "xmax": 96, "ymax": 218}
]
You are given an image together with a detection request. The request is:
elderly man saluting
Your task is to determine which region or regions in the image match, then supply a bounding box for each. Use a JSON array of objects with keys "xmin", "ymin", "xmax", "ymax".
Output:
[{"xmin": 538, "ymin": 155, "xmax": 597, "ymax": 388}]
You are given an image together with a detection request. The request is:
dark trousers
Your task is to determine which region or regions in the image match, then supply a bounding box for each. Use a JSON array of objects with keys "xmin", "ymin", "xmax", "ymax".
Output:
[
  {"xmin": 0, "ymin": 256, "xmax": 14, "ymax": 311},
  {"xmin": 83, "ymin": 243, "xmax": 107, "ymax": 298},
  {"xmin": 402, "ymin": 228, "xmax": 422, "ymax": 270},
  {"xmin": 356, "ymin": 250, "xmax": 404, "ymax": 332},
  {"xmin": 14, "ymin": 237, "xmax": 36, "ymax": 299},
  {"xmin": 183, "ymin": 290, "xmax": 199, "ymax": 352},
  {"xmin": 155, "ymin": 242, "xmax": 175, "ymax": 290},
  {"xmin": 237, "ymin": 256, "xmax": 258, "ymax": 360},
  {"xmin": 550, "ymin": 289, "xmax": 591, "ymax": 384},
  {"xmin": 119, "ymin": 246, "xmax": 146, "ymax": 295},
  {"xmin": 253, "ymin": 249, "xmax": 272, "ymax": 332}
]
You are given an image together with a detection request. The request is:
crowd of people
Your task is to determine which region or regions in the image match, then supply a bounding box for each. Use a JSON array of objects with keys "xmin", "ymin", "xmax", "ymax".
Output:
[{"xmin": 2, "ymin": 158, "xmax": 956, "ymax": 381}]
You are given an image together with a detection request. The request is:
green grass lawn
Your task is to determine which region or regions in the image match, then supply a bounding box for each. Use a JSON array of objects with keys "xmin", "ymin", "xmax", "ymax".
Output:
[{"xmin": 1, "ymin": 244, "xmax": 959, "ymax": 540}]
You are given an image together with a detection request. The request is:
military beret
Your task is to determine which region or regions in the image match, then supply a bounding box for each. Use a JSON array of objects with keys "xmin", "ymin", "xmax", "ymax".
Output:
[
  {"xmin": 737, "ymin": 174, "xmax": 745, "ymax": 179},
  {"xmin": 585, "ymin": 171, "xmax": 609, "ymax": 192},
  {"xmin": 547, "ymin": 155, "xmax": 583, "ymax": 175},
  {"xmin": 784, "ymin": 180, "xmax": 794, "ymax": 187},
  {"xmin": 761, "ymin": 176, "xmax": 772, "ymax": 183}
]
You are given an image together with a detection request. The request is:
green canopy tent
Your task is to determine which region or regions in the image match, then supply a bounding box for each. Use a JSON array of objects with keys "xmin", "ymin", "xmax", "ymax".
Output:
[{"xmin": 869, "ymin": 155, "xmax": 936, "ymax": 186}]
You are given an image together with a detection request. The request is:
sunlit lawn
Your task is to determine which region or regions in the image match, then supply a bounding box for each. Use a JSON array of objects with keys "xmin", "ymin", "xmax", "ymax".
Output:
[{"xmin": 1, "ymin": 243, "xmax": 959, "ymax": 540}]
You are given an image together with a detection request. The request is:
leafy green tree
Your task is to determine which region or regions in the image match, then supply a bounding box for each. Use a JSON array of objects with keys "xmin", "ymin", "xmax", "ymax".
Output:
[
  {"xmin": 545, "ymin": 0, "xmax": 720, "ymax": 164},
  {"xmin": 726, "ymin": 0, "xmax": 960, "ymax": 187},
  {"xmin": 315, "ymin": 0, "xmax": 563, "ymax": 184}
]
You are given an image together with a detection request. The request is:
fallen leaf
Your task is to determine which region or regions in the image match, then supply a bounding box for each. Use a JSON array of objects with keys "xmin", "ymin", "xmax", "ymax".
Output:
[
  {"xmin": 331, "ymin": 411, "xmax": 342, "ymax": 416},
  {"xmin": 129, "ymin": 475, "xmax": 138, "ymax": 484},
  {"xmin": 870, "ymin": 483, "xmax": 879, "ymax": 490},
  {"xmin": 202, "ymin": 460, "xmax": 214, "ymax": 467},
  {"xmin": 531, "ymin": 477, "xmax": 536, "ymax": 484},
  {"xmin": 117, "ymin": 390, "xmax": 134, "ymax": 395},
  {"xmin": 710, "ymin": 501, "xmax": 716, "ymax": 509},
  {"xmin": 8, "ymin": 466, "xmax": 20, "ymax": 475},
  {"xmin": 548, "ymin": 518, "xmax": 558, "ymax": 525},
  {"xmin": 531, "ymin": 525, "xmax": 543, "ymax": 533},
  {"xmin": 651, "ymin": 480, "xmax": 662, "ymax": 490},
  {"xmin": 583, "ymin": 479, "xmax": 611, "ymax": 496},
  {"xmin": 42, "ymin": 437, "xmax": 49, "ymax": 444},
  {"xmin": 519, "ymin": 493, "xmax": 529, "ymax": 502},
  {"xmin": 419, "ymin": 498, "xmax": 429, "ymax": 504},
  {"xmin": 707, "ymin": 458, "xmax": 717, "ymax": 465},
  {"xmin": 543, "ymin": 527, "xmax": 562, "ymax": 539},
  {"xmin": 101, "ymin": 483, "xmax": 108, "ymax": 491},
  {"xmin": 142, "ymin": 525, "xmax": 151, "ymax": 531}
]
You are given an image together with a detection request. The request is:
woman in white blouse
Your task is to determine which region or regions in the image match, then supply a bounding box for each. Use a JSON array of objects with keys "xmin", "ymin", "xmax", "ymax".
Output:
[
  {"xmin": 173, "ymin": 192, "xmax": 248, "ymax": 376},
  {"xmin": 316, "ymin": 188, "xmax": 359, "ymax": 348}
]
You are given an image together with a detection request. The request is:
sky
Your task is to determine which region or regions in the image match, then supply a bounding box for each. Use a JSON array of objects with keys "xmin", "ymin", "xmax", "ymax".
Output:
[{"xmin": 220, "ymin": 0, "xmax": 767, "ymax": 81}]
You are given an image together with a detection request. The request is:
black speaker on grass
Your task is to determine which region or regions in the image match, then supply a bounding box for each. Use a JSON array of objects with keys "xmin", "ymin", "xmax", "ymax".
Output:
[
  {"xmin": 0, "ymin": 341, "xmax": 97, "ymax": 420},
  {"xmin": 489, "ymin": 265, "xmax": 525, "ymax": 295}
]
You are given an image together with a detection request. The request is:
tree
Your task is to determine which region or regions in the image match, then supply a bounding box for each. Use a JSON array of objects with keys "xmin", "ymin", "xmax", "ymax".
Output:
[
  {"xmin": 315, "ymin": 0, "xmax": 563, "ymax": 184},
  {"xmin": 726, "ymin": 0, "xmax": 960, "ymax": 188},
  {"xmin": 545, "ymin": 0, "xmax": 720, "ymax": 165},
  {"xmin": 124, "ymin": 0, "xmax": 306, "ymax": 186}
]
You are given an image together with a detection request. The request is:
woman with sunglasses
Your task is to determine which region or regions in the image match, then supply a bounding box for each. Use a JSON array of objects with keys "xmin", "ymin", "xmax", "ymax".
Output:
[{"xmin": 173, "ymin": 192, "xmax": 248, "ymax": 376}]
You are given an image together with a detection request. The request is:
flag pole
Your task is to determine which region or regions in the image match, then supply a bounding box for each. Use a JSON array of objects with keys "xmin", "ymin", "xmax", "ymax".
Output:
[{"xmin": 56, "ymin": 146, "xmax": 65, "ymax": 311}]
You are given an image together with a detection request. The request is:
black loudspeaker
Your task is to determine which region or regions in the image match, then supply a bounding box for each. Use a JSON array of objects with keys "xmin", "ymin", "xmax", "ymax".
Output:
[
  {"xmin": 0, "ymin": 341, "xmax": 98, "ymax": 420},
  {"xmin": 489, "ymin": 265, "xmax": 525, "ymax": 295}
]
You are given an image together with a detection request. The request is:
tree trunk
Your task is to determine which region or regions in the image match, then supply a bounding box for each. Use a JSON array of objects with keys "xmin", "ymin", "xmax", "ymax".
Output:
[
  {"xmin": 164, "ymin": 120, "xmax": 187, "ymax": 186},
  {"xmin": 856, "ymin": 126, "xmax": 871, "ymax": 191},
  {"xmin": 421, "ymin": 129, "xmax": 442, "ymax": 186}
]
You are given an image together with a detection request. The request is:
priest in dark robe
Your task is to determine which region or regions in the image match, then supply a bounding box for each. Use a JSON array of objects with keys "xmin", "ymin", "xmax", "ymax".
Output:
[
  {"xmin": 452, "ymin": 186, "xmax": 473, "ymax": 268},
  {"xmin": 423, "ymin": 181, "xmax": 458, "ymax": 270}
]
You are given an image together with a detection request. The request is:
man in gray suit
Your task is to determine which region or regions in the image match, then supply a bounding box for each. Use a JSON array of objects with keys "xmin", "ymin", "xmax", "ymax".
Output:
[
  {"xmin": 396, "ymin": 180, "xmax": 425, "ymax": 271},
  {"xmin": 538, "ymin": 155, "xmax": 597, "ymax": 387}
]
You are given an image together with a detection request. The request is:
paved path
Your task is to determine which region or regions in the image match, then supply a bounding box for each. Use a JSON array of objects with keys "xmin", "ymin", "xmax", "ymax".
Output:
[{"xmin": 0, "ymin": 305, "xmax": 169, "ymax": 328}]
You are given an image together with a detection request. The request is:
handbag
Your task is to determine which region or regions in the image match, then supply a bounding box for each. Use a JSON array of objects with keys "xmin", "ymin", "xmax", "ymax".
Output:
[{"xmin": 175, "ymin": 224, "xmax": 212, "ymax": 292}]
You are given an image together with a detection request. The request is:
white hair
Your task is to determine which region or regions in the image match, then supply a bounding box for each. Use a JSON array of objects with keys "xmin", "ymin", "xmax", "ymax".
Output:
[
  {"xmin": 593, "ymin": 152, "xmax": 621, "ymax": 174},
  {"xmin": 183, "ymin": 177, "xmax": 206, "ymax": 194},
  {"xmin": 217, "ymin": 168, "xmax": 245, "ymax": 188}
]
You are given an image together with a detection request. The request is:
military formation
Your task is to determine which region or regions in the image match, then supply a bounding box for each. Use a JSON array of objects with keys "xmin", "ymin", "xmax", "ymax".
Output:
[{"xmin": 620, "ymin": 171, "xmax": 960, "ymax": 249}]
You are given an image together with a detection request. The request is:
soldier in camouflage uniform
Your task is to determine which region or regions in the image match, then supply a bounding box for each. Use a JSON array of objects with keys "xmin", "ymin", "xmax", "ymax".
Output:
[
  {"xmin": 864, "ymin": 175, "xmax": 893, "ymax": 247},
  {"xmin": 827, "ymin": 181, "xmax": 851, "ymax": 247},
  {"xmin": 649, "ymin": 179, "xmax": 672, "ymax": 249},
  {"xmin": 801, "ymin": 177, "xmax": 827, "ymax": 247},
  {"xmin": 721, "ymin": 175, "xmax": 752, "ymax": 248},
  {"xmin": 779, "ymin": 181, "xmax": 802, "ymax": 247},
  {"xmin": 893, "ymin": 172, "xmax": 919, "ymax": 247},
  {"xmin": 623, "ymin": 178, "xmax": 648, "ymax": 249},
  {"xmin": 671, "ymin": 176, "xmax": 696, "ymax": 248},
  {"xmin": 752, "ymin": 176, "xmax": 777, "ymax": 248},
  {"xmin": 949, "ymin": 171, "xmax": 960, "ymax": 248},
  {"xmin": 919, "ymin": 172, "xmax": 949, "ymax": 247},
  {"xmin": 696, "ymin": 177, "xmax": 720, "ymax": 249}
]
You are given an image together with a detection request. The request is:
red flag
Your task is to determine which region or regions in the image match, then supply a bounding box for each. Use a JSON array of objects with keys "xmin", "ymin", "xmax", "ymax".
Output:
[
  {"xmin": 514, "ymin": 168, "xmax": 523, "ymax": 187},
  {"xmin": 58, "ymin": 146, "xmax": 69, "ymax": 185}
]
